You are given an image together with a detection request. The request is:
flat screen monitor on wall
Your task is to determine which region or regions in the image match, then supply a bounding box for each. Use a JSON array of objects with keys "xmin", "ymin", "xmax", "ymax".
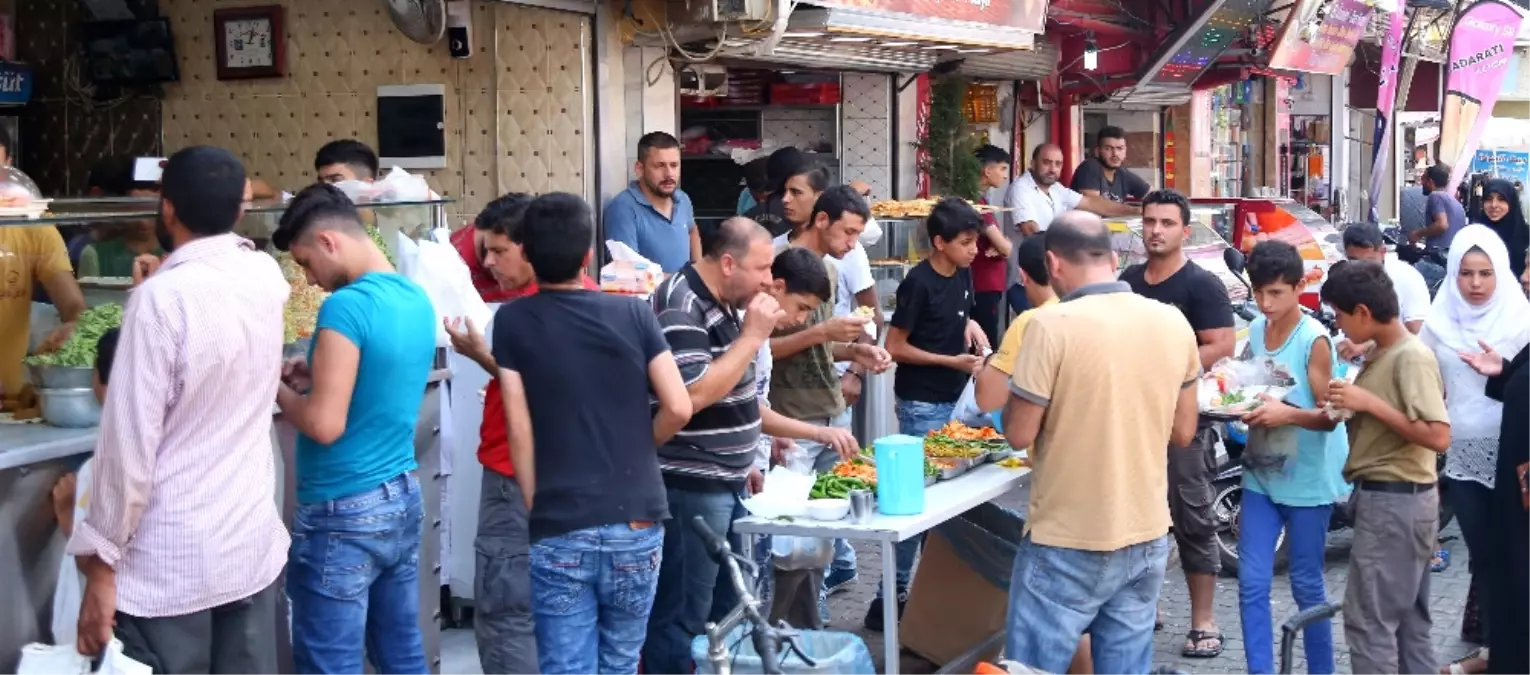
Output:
[
  {"xmin": 377, "ymin": 85, "xmax": 447, "ymax": 170},
  {"xmin": 80, "ymin": 18, "xmax": 180, "ymax": 85}
]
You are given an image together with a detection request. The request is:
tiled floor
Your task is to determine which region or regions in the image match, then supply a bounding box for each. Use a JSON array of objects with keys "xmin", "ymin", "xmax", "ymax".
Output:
[{"xmin": 436, "ymin": 484, "xmax": 1479, "ymax": 673}]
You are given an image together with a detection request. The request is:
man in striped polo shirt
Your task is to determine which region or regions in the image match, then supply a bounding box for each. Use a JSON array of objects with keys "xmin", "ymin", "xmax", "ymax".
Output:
[{"xmin": 643, "ymin": 217, "xmax": 856, "ymax": 673}]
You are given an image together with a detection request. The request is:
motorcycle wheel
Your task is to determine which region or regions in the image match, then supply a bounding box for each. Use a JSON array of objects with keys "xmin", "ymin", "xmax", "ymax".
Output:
[{"xmin": 1212, "ymin": 482, "xmax": 1289, "ymax": 577}]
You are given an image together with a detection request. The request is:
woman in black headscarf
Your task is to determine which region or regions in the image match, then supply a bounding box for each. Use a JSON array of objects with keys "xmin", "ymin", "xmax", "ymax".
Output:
[{"xmin": 1474, "ymin": 179, "xmax": 1529, "ymax": 280}]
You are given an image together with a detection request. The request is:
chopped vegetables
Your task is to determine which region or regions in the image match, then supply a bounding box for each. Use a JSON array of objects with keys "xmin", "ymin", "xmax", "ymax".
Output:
[
  {"xmin": 811, "ymin": 474, "xmax": 873, "ymax": 500},
  {"xmin": 831, "ymin": 459, "xmax": 877, "ymax": 484},
  {"xmin": 997, "ymin": 456, "xmax": 1028, "ymax": 469},
  {"xmin": 925, "ymin": 420, "xmax": 1007, "ymax": 458},
  {"xmin": 278, "ymin": 252, "xmax": 328, "ymax": 345},
  {"xmin": 25, "ymin": 303, "xmax": 123, "ymax": 367}
]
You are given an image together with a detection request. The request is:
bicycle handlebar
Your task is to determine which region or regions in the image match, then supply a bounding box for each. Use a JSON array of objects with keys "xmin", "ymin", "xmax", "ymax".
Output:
[{"xmin": 690, "ymin": 516, "xmax": 818, "ymax": 675}]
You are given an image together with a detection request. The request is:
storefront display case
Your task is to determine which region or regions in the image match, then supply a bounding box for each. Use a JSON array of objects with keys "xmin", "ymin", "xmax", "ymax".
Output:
[
  {"xmin": 0, "ymin": 195, "xmax": 453, "ymax": 674},
  {"xmin": 1194, "ymin": 197, "xmax": 1346, "ymax": 309}
]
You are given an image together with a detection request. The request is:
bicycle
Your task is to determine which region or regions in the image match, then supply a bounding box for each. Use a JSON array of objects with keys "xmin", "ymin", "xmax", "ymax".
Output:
[{"xmin": 691, "ymin": 516, "xmax": 818, "ymax": 675}]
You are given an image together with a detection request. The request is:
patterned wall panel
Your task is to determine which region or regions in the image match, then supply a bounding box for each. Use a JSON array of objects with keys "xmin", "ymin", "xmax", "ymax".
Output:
[
  {"xmin": 159, "ymin": 0, "xmax": 590, "ymax": 226},
  {"xmin": 841, "ymin": 72, "xmax": 891, "ymax": 199},
  {"xmin": 761, "ymin": 106, "xmax": 836, "ymax": 152},
  {"xmin": 14, "ymin": 0, "xmax": 163, "ymax": 196}
]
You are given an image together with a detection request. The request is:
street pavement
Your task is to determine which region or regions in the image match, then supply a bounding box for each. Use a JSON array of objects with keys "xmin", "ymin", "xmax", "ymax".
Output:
[
  {"xmin": 824, "ymin": 484, "xmax": 1480, "ymax": 674},
  {"xmin": 439, "ymin": 483, "xmax": 1479, "ymax": 674}
]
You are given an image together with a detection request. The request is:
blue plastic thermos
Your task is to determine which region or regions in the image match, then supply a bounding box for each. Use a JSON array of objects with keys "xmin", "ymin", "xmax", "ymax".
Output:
[{"xmin": 873, "ymin": 434, "xmax": 926, "ymax": 515}]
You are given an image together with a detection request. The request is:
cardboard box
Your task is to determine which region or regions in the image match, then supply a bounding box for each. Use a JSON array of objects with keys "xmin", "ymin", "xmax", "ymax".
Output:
[{"xmin": 899, "ymin": 529, "xmax": 1010, "ymax": 666}]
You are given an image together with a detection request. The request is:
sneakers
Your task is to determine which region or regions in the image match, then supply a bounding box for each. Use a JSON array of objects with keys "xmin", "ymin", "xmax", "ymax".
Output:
[
  {"xmin": 824, "ymin": 568, "xmax": 857, "ymax": 595},
  {"xmin": 863, "ymin": 588, "xmax": 908, "ymax": 632}
]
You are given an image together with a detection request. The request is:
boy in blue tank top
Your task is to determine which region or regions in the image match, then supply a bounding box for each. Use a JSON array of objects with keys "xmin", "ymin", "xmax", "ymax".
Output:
[{"xmin": 1236, "ymin": 241, "xmax": 1350, "ymax": 674}]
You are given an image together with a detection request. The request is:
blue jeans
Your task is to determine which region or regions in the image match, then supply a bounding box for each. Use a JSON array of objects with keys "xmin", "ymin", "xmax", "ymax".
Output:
[
  {"xmin": 1239, "ymin": 490, "xmax": 1335, "ymax": 674},
  {"xmin": 878, "ymin": 400, "xmax": 957, "ymax": 598},
  {"xmin": 645, "ymin": 487, "xmax": 744, "ymax": 674},
  {"xmin": 1006, "ymin": 534, "xmax": 1169, "ymax": 674},
  {"xmin": 530, "ymin": 522, "xmax": 664, "ymax": 674},
  {"xmin": 287, "ymin": 472, "xmax": 426, "ymax": 675}
]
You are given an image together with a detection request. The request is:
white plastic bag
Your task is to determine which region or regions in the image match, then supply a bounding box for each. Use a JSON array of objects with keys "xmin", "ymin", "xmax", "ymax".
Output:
[
  {"xmin": 859, "ymin": 217, "xmax": 883, "ymax": 247},
  {"xmin": 949, "ymin": 377, "xmax": 990, "ymax": 427},
  {"xmin": 51, "ymin": 459, "xmax": 93, "ymax": 648},
  {"xmin": 396, "ymin": 232, "xmax": 494, "ymax": 348},
  {"xmin": 18, "ymin": 639, "xmax": 148, "ymax": 675}
]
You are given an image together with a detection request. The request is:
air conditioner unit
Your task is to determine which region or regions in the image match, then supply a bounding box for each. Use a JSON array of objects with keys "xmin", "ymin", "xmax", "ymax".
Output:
[
  {"xmin": 688, "ymin": 0, "xmax": 771, "ymax": 23},
  {"xmin": 678, "ymin": 64, "xmax": 729, "ymax": 97}
]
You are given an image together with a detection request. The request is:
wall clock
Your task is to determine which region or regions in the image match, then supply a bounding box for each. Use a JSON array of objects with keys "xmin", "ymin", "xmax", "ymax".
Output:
[{"xmin": 214, "ymin": 6, "xmax": 285, "ymax": 80}]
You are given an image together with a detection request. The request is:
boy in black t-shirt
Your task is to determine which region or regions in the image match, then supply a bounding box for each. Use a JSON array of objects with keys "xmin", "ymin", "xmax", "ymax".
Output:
[
  {"xmin": 490, "ymin": 192, "xmax": 693, "ymax": 674},
  {"xmin": 869, "ymin": 197, "xmax": 989, "ymax": 629}
]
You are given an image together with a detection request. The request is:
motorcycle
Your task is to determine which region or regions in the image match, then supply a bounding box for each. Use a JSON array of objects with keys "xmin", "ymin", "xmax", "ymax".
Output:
[
  {"xmin": 1210, "ymin": 248, "xmax": 1455, "ymax": 575},
  {"xmin": 1381, "ymin": 225, "xmax": 1447, "ymax": 298},
  {"xmin": 1210, "ymin": 427, "xmax": 1454, "ymax": 575}
]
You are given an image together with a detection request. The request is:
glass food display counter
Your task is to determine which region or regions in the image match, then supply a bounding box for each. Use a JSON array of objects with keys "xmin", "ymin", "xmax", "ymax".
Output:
[{"xmin": 0, "ymin": 189, "xmax": 453, "ymax": 674}]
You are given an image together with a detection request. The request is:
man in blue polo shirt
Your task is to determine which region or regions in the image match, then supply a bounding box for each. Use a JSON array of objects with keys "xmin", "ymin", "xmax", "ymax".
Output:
[{"xmin": 603, "ymin": 131, "xmax": 699, "ymax": 272}]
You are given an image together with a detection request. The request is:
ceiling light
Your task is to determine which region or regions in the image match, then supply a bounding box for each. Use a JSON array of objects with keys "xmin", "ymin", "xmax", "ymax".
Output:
[
  {"xmin": 1083, "ymin": 35, "xmax": 1099, "ymax": 70},
  {"xmin": 782, "ymin": 31, "xmax": 824, "ymax": 38},
  {"xmin": 958, "ymin": 48, "xmax": 991, "ymax": 53},
  {"xmin": 829, "ymin": 36, "xmax": 874, "ymax": 42},
  {"xmin": 879, "ymin": 41, "xmax": 918, "ymax": 47},
  {"xmin": 920, "ymin": 44, "xmax": 959, "ymax": 50}
]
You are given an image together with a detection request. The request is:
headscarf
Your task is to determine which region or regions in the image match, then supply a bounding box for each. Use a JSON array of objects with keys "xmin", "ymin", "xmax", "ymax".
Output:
[
  {"xmin": 1422, "ymin": 224, "xmax": 1530, "ymax": 356},
  {"xmin": 1473, "ymin": 178, "xmax": 1529, "ymax": 279}
]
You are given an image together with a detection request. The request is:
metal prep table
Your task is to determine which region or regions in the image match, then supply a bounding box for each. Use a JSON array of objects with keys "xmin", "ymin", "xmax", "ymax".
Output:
[
  {"xmin": 1, "ymin": 368, "xmax": 451, "ymax": 675},
  {"xmin": 732, "ymin": 462, "xmax": 1032, "ymax": 674},
  {"xmin": 0, "ymin": 424, "xmax": 96, "ymax": 674}
]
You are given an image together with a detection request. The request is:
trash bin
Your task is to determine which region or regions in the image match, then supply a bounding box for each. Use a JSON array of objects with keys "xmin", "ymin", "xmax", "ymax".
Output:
[{"xmin": 690, "ymin": 626, "xmax": 875, "ymax": 675}]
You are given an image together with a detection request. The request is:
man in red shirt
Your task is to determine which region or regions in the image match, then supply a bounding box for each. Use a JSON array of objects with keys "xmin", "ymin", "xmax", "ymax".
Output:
[
  {"xmin": 972, "ymin": 145, "xmax": 1015, "ymax": 347},
  {"xmin": 449, "ymin": 215, "xmax": 527, "ymax": 303},
  {"xmin": 443, "ymin": 193, "xmax": 597, "ymax": 673}
]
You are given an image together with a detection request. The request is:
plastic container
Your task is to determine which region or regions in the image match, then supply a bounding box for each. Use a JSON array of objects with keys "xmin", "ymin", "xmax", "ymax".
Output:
[
  {"xmin": 873, "ymin": 434, "xmax": 926, "ymax": 515},
  {"xmin": 691, "ymin": 627, "xmax": 875, "ymax": 674}
]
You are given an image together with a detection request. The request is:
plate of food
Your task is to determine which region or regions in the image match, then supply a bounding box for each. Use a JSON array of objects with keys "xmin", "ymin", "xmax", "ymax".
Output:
[{"xmin": 1200, "ymin": 383, "xmax": 1288, "ymax": 420}]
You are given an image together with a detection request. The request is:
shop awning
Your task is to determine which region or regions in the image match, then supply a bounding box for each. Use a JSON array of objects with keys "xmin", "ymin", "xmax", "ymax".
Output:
[
  {"xmin": 1133, "ymin": 0, "xmax": 1269, "ymax": 91},
  {"xmin": 662, "ymin": 0, "xmax": 1052, "ymax": 74}
]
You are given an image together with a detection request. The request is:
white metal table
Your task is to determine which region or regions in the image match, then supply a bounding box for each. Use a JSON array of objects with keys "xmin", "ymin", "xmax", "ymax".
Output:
[{"xmin": 732, "ymin": 462, "xmax": 1032, "ymax": 674}]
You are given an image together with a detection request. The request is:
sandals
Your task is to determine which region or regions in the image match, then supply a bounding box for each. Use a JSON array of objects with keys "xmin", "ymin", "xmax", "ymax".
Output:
[
  {"xmin": 1431, "ymin": 549, "xmax": 1451, "ymax": 573},
  {"xmin": 1182, "ymin": 629, "xmax": 1224, "ymax": 659},
  {"xmin": 1442, "ymin": 648, "xmax": 1489, "ymax": 675}
]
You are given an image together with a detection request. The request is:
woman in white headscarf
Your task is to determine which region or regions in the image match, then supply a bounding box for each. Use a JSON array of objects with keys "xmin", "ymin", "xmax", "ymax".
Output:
[{"xmin": 1422, "ymin": 224, "xmax": 1530, "ymax": 673}]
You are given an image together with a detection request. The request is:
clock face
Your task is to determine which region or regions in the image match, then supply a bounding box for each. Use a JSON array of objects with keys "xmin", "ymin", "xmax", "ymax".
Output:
[{"xmin": 223, "ymin": 18, "xmax": 274, "ymax": 68}]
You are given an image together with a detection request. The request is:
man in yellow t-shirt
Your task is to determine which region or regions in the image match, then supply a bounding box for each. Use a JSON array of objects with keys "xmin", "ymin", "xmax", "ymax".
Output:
[
  {"xmin": 1, "ymin": 226, "xmax": 85, "ymax": 395},
  {"xmin": 975, "ymin": 232, "xmax": 1057, "ymax": 413}
]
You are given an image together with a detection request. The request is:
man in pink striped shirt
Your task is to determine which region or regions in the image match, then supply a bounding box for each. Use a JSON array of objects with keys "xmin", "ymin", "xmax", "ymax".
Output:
[{"xmin": 67, "ymin": 146, "xmax": 291, "ymax": 673}]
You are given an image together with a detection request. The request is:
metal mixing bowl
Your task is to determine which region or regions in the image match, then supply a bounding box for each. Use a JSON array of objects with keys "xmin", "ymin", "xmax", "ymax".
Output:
[
  {"xmin": 39, "ymin": 388, "xmax": 101, "ymax": 428},
  {"xmin": 28, "ymin": 364, "xmax": 95, "ymax": 389}
]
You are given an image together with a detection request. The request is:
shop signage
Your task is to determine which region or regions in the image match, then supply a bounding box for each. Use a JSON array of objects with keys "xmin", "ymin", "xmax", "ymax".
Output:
[
  {"xmin": 0, "ymin": 63, "xmax": 32, "ymax": 106},
  {"xmin": 1137, "ymin": 0, "xmax": 1265, "ymax": 89},
  {"xmin": 1266, "ymin": 0, "xmax": 1373, "ymax": 76},
  {"xmin": 814, "ymin": 0, "xmax": 1047, "ymax": 33},
  {"xmin": 1366, "ymin": 7, "xmax": 1406, "ymax": 223},
  {"xmin": 1439, "ymin": 0, "xmax": 1525, "ymax": 192},
  {"xmin": 1472, "ymin": 149, "xmax": 1530, "ymax": 184}
]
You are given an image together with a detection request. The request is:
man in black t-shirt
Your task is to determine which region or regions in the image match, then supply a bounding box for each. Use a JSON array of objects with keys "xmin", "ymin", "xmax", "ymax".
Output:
[
  {"xmin": 1071, "ymin": 126, "xmax": 1151, "ymax": 204},
  {"xmin": 490, "ymin": 193, "xmax": 693, "ymax": 674},
  {"xmin": 871, "ymin": 198, "xmax": 990, "ymax": 630},
  {"xmin": 1118, "ymin": 189, "xmax": 1236, "ymax": 660}
]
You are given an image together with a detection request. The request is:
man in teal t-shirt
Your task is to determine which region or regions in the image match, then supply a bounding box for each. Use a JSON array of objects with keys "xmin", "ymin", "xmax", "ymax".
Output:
[{"xmin": 273, "ymin": 183, "xmax": 438, "ymax": 675}]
